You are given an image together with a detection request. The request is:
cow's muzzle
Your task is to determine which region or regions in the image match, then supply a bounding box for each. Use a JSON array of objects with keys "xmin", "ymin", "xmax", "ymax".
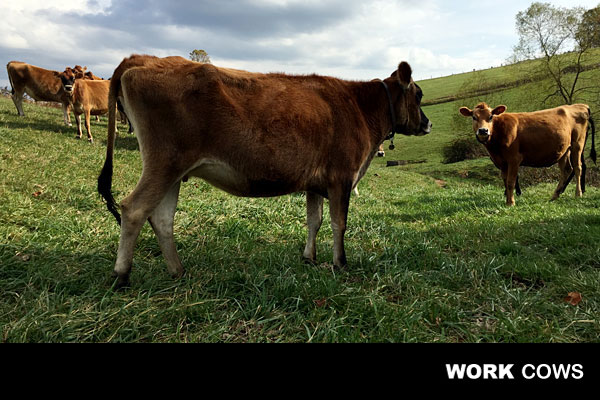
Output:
[
  {"xmin": 64, "ymin": 85, "xmax": 74, "ymax": 93},
  {"xmin": 476, "ymin": 129, "xmax": 490, "ymax": 144},
  {"xmin": 416, "ymin": 120, "xmax": 432, "ymax": 136}
]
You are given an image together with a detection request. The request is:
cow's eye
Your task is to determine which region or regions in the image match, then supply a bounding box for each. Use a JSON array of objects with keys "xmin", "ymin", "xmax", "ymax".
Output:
[
  {"xmin": 488, "ymin": 115, "xmax": 493, "ymax": 122},
  {"xmin": 472, "ymin": 116, "xmax": 478, "ymax": 121}
]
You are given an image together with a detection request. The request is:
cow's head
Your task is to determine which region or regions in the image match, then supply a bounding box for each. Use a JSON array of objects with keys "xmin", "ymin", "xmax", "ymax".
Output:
[
  {"xmin": 459, "ymin": 103, "xmax": 506, "ymax": 144},
  {"xmin": 386, "ymin": 62, "xmax": 432, "ymax": 136},
  {"xmin": 59, "ymin": 67, "xmax": 84, "ymax": 94}
]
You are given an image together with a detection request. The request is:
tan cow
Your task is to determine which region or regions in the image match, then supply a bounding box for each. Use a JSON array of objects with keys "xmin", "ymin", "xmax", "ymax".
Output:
[
  {"xmin": 59, "ymin": 68, "xmax": 110, "ymax": 143},
  {"xmin": 6, "ymin": 61, "xmax": 73, "ymax": 125},
  {"xmin": 460, "ymin": 103, "xmax": 596, "ymax": 206},
  {"xmin": 98, "ymin": 54, "xmax": 432, "ymax": 288}
]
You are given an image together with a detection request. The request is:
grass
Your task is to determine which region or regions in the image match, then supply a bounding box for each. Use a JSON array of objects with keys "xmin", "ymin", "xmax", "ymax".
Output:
[{"xmin": 1, "ymin": 68, "xmax": 600, "ymax": 342}]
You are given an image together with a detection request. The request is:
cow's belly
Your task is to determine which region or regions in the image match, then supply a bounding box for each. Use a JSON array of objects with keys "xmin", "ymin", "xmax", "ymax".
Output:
[
  {"xmin": 25, "ymin": 85, "xmax": 58, "ymax": 102},
  {"xmin": 520, "ymin": 143, "xmax": 570, "ymax": 167},
  {"xmin": 187, "ymin": 159, "xmax": 299, "ymax": 198}
]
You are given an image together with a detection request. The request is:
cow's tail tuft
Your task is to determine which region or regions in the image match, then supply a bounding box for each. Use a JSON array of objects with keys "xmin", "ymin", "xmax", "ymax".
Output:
[
  {"xmin": 98, "ymin": 73, "xmax": 122, "ymax": 225},
  {"xmin": 588, "ymin": 109, "xmax": 596, "ymax": 164}
]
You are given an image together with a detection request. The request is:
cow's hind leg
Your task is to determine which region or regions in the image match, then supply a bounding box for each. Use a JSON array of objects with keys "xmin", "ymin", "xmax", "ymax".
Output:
[
  {"xmin": 148, "ymin": 181, "xmax": 184, "ymax": 278},
  {"xmin": 11, "ymin": 91, "xmax": 25, "ymax": 117},
  {"xmin": 303, "ymin": 192, "xmax": 324, "ymax": 264},
  {"xmin": 113, "ymin": 168, "xmax": 181, "ymax": 288},
  {"xmin": 571, "ymin": 142, "xmax": 585, "ymax": 197},
  {"xmin": 552, "ymin": 151, "xmax": 573, "ymax": 201},
  {"xmin": 328, "ymin": 183, "xmax": 352, "ymax": 268},
  {"xmin": 84, "ymin": 110, "xmax": 94, "ymax": 143}
]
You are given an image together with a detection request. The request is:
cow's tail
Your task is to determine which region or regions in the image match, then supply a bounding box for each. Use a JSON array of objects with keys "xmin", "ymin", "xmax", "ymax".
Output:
[
  {"xmin": 97, "ymin": 71, "xmax": 122, "ymax": 225},
  {"xmin": 588, "ymin": 109, "xmax": 596, "ymax": 164}
]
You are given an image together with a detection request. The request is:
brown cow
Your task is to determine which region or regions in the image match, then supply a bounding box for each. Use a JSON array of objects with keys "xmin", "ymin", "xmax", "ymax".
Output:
[
  {"xmin": 59, "ymin": 68, "xmax": 110, "ymax": 143},
  {"xmin": 459, "ymin": 103, "xmax": 596, "ymax": 206},
  {"xmin": 98, "ymin": 54, "xmax": 432, "ymax": 287},
  {"xmin": 6, "ymin": 61, "xmax": 73, "ymax": 125}
]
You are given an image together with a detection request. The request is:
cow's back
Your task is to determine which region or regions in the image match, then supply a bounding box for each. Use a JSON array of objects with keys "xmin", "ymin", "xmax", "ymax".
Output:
[{"xmin": 7, "ymin": 61, "xmax": 64, "ymax": 102}]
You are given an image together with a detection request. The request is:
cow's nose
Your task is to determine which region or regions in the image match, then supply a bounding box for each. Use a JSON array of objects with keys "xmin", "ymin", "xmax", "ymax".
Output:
[{"xmin": 478, "ymin": 128, "xmax": 489, "ymax": 136}]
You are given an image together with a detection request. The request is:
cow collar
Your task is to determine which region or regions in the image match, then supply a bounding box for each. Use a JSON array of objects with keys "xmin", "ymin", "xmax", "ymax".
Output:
[{"xmin": 380, "ymin": 81, "xmax": 396, "ymax": 150}]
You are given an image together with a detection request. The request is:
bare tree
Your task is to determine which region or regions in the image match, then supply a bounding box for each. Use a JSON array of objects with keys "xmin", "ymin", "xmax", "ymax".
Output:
[{"xmin": 513, "ymin": 2, "xmax": 598, "ymax": 105}]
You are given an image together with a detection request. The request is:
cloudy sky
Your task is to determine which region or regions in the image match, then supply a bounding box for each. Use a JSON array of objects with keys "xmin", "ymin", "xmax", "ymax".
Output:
[{"xmin": 1, "ymin": 0, "xmax": 599, "ymax": 88}]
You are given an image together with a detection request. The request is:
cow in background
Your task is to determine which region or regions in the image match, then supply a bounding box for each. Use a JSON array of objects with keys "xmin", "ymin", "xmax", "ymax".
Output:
[
  {"xmin": 460, "ymin": 103, "xmax": 596, "ymax": 205},
  {"xmin": 59, "ymin": 68, "xmax": 111, "ymax": 143},
  {"xmin": 6, "ymin": 61, "xmax": 73, "ymax": 125}
]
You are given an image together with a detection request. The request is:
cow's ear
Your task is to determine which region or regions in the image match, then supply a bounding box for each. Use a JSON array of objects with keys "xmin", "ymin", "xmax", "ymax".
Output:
[
  {"xmin": 459, "ymin": 107, "xmax": 473, "ymax": 117},
  {"xmin": 395, "ymin": 62, "xmax": 412, "ymax": 89},
  {"xmin": 492, "ymin": 105, "xmax": 507, "ymax": 115}
]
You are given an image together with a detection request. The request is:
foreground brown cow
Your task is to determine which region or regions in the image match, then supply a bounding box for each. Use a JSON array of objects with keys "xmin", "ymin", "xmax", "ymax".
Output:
[
  {"xmin": 460, "ymin": 103, "xmax": 596, "ymax": 206},
  {"xmin": 98, "ymin": 54, "xmax": 432, "ymax": 287},
  {"xmin": 6, "ymin": 61, "xmax": 72, "ymax": 125},
  {"xmin": 59, "ymin": 68, "xmax": 110, "ymax": 143}
]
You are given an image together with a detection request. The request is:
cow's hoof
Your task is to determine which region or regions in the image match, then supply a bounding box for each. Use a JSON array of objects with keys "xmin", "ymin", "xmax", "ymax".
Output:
[
  {"xmin": 170, "ymin": 269, "xmax": 185, "ymax": 279},
  {"xmin": 377, "ymin": 151, "xmax": 385, "ymax": 157},
  {"xmin": 111, "ymin": 271, "xmax": 130, "ymax": 290},
  {"xmin": 302, "ymin": 256, "xmax": 317, "ymax": 266}
]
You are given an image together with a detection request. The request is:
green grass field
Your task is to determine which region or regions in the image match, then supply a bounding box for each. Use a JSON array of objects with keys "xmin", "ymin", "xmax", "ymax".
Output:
[{"xmin": 1, "ymin": 60, "xmax": 599, "ymax": 342}]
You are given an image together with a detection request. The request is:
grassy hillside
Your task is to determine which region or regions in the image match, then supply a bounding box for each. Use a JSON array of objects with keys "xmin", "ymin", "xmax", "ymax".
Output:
[{"xmin": 1, "ymin": 65, "xmax": 599, "ymax": 343}]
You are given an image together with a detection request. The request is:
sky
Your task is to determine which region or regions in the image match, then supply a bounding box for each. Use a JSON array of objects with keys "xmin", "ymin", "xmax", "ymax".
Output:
[{"xmin": 1, "ymin": 0, "xmax": 599, "ymax": 89}]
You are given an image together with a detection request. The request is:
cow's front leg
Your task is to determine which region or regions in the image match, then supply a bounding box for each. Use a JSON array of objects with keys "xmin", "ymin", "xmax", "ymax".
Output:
[
  {"xmin": 303, "ymin": 192, "xmax": 323, "ymax": 264},
  {"xmin": 328, "ymin": 183, "xmax": 352, "ymax": 268},
  {"xmin": 62, "ymin": 103, "xmax": 72, "ymax": 126},
  {"xmin": 506, "ymin": 164, "xmax": 519, "ymax": 206},
  {"xmin": 74, "ymin": 112, "xmax": 83, "ymax": 139}
]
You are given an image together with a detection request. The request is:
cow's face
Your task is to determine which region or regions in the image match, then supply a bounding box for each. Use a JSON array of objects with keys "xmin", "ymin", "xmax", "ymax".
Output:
[
  {"xmin": 59, "ymin": 69, "xmax": 76, "ymax": 93},
  {"xmin": 459, "ymin": 103, "xmax": 506, "ymax": 144},
  {"xmin": 389, "ymin": 62, "xmax": 432, "ymax": 136},
  {"xmin": 59, "ymin": 68, "xmax": 78, "ymax": 94}
]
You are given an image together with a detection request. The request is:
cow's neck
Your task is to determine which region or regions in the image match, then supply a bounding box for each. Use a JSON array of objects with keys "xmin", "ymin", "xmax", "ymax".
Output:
[{"xmin": 352, "ymin": 79, "xmax": 400, "ymax": 148}]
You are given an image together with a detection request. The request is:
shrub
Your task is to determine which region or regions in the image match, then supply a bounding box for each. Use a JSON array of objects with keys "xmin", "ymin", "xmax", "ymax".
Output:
[{"xmin": 442, "ymin": 136, "xmax": 488, "ymax": 164}]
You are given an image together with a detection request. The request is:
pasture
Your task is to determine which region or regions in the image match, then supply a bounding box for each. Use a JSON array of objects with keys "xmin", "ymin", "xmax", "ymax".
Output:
[{"xmin": 1, "ymin": 67, "xmax": 600, "ymax": 342}]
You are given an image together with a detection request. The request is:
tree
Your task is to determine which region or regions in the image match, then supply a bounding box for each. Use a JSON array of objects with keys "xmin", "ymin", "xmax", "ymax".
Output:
[
  {"xmin": 513, "ymin": 2, "xmax": 597, "ymax": 105},
  {"xmin": 577, "ymin": 5, "xmax": 600, "ymax": 48},
  {"xmin": 189, "ymin": 49, "xmax": 211, "ymax": 63}
]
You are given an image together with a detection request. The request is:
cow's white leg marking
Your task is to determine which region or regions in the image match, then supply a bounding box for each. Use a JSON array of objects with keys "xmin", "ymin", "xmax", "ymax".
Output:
[
  {"xmin": 113, "ymin": 167, "xmax": 180, "ymax": 287},
  {"xmin": 148, "ymin": 181, "xmax": 183, "ymax": 278}
]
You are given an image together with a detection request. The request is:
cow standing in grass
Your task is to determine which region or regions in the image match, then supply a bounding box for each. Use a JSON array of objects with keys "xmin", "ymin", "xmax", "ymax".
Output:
[
  {"xmin": 98, "ymin": 54, "xmax": 432, "ymax": 288},
  {"xmin": 459, "ymin": 103, "xmax": 596, "ymax": 206},
  {"xmin": 6, "ymin": 61, "xmax": 73, "ymax": 125},
  {"xmin": 59, "ymin": 68, "xmax": 111, "ymax": 143}
]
